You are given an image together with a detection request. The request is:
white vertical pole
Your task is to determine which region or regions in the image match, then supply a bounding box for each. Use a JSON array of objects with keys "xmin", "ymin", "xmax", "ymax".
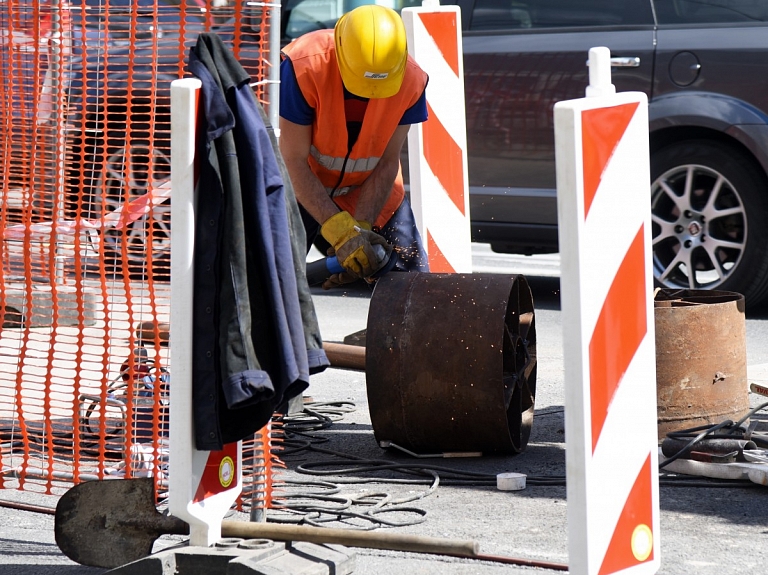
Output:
[
  {"xmin": 267, "ymin": 0, "xmax": 281, "ymax": 133},
  {"xmin": 169, "ymin": 78, "xmax": 242, "ymax": 547},
  {"xmin": 555, "ymin": 47, "xmax": 660, "ymax": 575},
  {"xmin": 403, "ymin": 1, "xmax": 472, "ymax": 273}
]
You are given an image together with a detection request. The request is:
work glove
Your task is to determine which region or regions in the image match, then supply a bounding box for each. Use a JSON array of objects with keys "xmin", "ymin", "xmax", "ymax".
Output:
[
  {"xmin": 322, "ymin": 247, "xmax": 361, "ymax": 290},
  {"xmin": 320, "ymin": 211, "xmax": 393, "ymax": 278}
]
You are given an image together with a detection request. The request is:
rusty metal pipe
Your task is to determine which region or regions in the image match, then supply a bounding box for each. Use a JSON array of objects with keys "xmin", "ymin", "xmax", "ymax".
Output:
[
  {"xmin": 469, "ymin": 552, "xmax": 568, "ymax": 571},
  {"xmin": 655, "ymin": 289, "xmax": 751, "ymax": 438},
  {"xmin": 0, "ymin": 499, "xmax": 56, "ymax": 515},
  {"xmin": 661, "ymin": 437, "xmax": 757, "ymax": 459},
  {"xmin": 322, "ymin": 341, "xmax": 365, "ymax": 371}
]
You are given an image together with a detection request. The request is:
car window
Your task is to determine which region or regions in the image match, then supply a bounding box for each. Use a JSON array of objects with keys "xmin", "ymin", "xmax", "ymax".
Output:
[
  {"xmin": 469, "ymin": 0, "xmax": 654, "ymax": 31},
  {"xmin": 283, "ymin": 0, "xmax": 423, "ymax": 41},
  {"xmin": 653, "ymin": 0, "xmax": 768, "ymax": 24}
]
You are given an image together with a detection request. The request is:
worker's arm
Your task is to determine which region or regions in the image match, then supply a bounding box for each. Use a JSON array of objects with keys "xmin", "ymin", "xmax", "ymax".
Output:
[
  {"xmin": 279, "ymin": 117, "xmax": 340, "ymax": 225},
  {"xmin": 354, "ymin": 124, "xmax": 411, "ymax": 225},
  {"xmin": 280, "ymin": 116, "xmax": 391, "ymax": 278}
]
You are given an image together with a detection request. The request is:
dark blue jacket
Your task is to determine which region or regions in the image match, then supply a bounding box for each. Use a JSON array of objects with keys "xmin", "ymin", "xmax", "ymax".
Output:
[{"xmin": 189, "ymin": 34, "xmax": 328, "ymax": 450}]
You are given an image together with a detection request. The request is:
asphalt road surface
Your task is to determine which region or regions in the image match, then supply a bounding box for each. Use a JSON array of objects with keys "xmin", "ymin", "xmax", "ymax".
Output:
[{"xmin": 2, "ymin": 245, "xmax": 768, "ymax": 574}]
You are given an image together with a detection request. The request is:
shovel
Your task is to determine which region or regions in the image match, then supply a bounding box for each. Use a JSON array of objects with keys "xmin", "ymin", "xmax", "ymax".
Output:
[{"xmin": 55, "ymin": 478, "xmax": 480, "ymax": 569}]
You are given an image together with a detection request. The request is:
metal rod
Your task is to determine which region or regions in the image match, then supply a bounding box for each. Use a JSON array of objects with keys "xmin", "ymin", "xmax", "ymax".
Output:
[
  {"xmin": 469, "ymin": 552, "xmax": 568, "ymax": 571},
  {"xmin": 0, "ymin": 499, "xmax": 56, "ymax": 515},
  {"xmin": 322, "ymin": 341, "xmax": 365, "ymax": 371}
]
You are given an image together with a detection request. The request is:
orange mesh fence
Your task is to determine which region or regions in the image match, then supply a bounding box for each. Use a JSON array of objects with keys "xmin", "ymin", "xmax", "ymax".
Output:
[
  {"xmin": 239, "ymin": 422, "xmax": 275, "ymax": 517},
  {"xmin": 0, "ymin": 0, "xmax": 279, "ymax": 511}
]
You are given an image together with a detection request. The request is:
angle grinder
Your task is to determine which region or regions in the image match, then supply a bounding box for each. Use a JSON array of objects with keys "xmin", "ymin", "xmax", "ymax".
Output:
[{"xmin": 305, "ymin": 244, "xmax": 398, "ymax": 286}]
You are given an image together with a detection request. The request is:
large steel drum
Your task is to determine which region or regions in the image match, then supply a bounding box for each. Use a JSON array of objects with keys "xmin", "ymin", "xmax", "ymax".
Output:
[{"xmin": 366, "ymin": 273, "xmax": 537, "ymax": 454}]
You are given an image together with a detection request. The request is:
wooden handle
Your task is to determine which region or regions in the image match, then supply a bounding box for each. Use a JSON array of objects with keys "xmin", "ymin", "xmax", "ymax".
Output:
[
  {"xmin": 322, "ymin": 341, "xmax": 366, "ymax": 371},
  {"xmin": 221, "ymin": 519, "xmax": 479, "ymax": 557}
]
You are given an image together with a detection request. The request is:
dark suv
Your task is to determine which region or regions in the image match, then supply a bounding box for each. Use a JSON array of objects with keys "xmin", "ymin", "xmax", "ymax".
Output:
[{"xmin": 453, "ymin": 0, "xmax": 768, "ymax": 305}]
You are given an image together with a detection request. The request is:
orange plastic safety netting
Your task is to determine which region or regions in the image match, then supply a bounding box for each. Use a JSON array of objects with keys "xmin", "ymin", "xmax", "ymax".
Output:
[{"xmin": 0, "ymin": 0, "xmax": 279, "ymax": 512}]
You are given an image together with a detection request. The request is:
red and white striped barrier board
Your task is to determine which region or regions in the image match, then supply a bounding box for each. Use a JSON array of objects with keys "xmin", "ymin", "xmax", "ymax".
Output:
[
  {"xmin": 169, "ymin": 78, "xmax": 243, "ymax": 547},
  {"xmin": 402, "ymin": 1, "xmax": 472, "ymax": 273},
  {"xmin": 554, "ymin": 47, "xmax": 660, "ymax": 575}
]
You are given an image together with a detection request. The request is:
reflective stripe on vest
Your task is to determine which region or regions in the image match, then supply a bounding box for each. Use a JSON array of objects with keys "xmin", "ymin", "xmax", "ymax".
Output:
[
  {"xmin": 309, "ymin": 145, "xmax": 381, "ymax": 175},
  {"xmin": 327, "ymin": 185, "xmax": 353, "ymax": 198}
]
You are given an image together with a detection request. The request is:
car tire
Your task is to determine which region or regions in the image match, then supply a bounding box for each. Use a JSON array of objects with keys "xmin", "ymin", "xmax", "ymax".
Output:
[{"xmin": 650, "ymin": 140, "xmax": 768, "ymax": 306}]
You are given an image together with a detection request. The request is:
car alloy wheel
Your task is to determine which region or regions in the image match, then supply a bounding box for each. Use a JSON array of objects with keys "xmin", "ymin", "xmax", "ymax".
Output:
[
  {"xmin": 650, "ymin": 140, "xmax": 768, "ymax": 306},
  {"xmin": 651, "ymin": 163, "xmax": 746, "ymax": 289},
  {"xmin": 95, "ymin": 144, "xmax": 171, "ymax": 275}
]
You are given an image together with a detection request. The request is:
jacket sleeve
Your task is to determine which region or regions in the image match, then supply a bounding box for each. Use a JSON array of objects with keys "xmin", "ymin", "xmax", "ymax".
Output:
[{"xmin": 255, "ymin": 102, "xmax": 330, "ymax": 375}]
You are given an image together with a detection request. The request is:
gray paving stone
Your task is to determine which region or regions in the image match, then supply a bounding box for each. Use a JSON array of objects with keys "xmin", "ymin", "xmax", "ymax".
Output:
[{"xmin": 103, "ymin": 540, "xmax": 357, "ymax": 575}]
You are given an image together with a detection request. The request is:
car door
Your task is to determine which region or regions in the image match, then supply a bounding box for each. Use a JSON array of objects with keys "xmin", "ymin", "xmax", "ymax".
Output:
[
  {"xmin": 653, "ymin": 0, "xmax": 768, "ymax": 116},
  {"xmin": 459, "ymin": 0, "xmax": 655, "ymax": 232}
]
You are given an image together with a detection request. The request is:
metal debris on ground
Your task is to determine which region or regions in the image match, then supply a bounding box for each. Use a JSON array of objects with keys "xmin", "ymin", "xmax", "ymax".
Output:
[{"xmin": 658, "ymin": 400, "xmax": 768, "ymax": 486}]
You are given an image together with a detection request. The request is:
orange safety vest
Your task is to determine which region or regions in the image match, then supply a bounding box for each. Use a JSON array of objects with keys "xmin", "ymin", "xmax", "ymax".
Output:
[{"xmin": 282, "ymin": 29, "xmax": 428, "ymax": 229}]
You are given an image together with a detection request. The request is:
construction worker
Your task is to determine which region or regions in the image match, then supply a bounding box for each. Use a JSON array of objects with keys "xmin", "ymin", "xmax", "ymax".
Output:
[{"xmin": 279, "ymin": 4, "xmax": 430, "ymax": 289}]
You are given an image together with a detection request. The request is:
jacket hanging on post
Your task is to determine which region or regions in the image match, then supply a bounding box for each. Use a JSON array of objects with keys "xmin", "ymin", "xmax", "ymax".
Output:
[{"xmin": 188, "ymin": 33, "xmax": 329, "ymax": 451}]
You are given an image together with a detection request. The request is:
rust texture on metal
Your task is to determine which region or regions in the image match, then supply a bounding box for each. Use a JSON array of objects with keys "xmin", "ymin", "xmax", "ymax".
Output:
[
  {"xmin": 660, "ymin": 437, "xmax": 757, "ymax": 460},
  {"xmin": 655, "ymin": 289, "xmax": 751, "ymax": 438},
  {"xmin": 366, "ymin": 273, "xmax": 536, "ymax": 454}
]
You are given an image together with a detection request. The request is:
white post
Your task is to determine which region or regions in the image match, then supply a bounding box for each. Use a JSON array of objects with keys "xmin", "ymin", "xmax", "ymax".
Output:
[
  {"xmin": 402, "ymin": 2, "xmax": 472, "ymax": 273},
  {"xmin": 169, "ymin": 78, "xmax": 243, "ymax": 547},
  {"xmin": 267, "ymin": 0, "xmax": 282, "ymax": 133},
  {"xmin": 555, "ymin": 47, "xmax": 660, "ymax": 575}
]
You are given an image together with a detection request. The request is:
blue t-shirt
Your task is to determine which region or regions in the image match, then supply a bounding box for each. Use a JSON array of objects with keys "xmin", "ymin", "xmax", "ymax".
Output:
[{"xmin": 279, "ymin": 57, "xmax": 428, "ymax": 126}]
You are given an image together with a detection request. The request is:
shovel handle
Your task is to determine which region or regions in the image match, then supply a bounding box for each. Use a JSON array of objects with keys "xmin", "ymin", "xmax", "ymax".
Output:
[{"xmin": 221, "ymin": 520, "xmax": 479, "ymax": 557}]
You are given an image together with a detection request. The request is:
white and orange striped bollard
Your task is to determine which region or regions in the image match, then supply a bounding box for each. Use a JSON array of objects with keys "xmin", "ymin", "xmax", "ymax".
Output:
[
  {"xmin": 169, "ymin": 78, "xmax": 243, "ymax": 547},
  {"xmin": 555, "ymin": 47, "xmax": 661, "ymax": 575},
  {"xmin": 402, "ymin": 0, "xmax": 472, "ymax": 273}
]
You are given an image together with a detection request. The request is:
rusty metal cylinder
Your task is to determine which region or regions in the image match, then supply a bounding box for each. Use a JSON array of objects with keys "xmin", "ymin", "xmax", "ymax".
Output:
[
  {"xmin": 366, "ymin": 273, "xmax": 536, "ymax": 454},
  {"xmin": 655, "ymin": 289, "xmax": 751, "ymax": 438}
]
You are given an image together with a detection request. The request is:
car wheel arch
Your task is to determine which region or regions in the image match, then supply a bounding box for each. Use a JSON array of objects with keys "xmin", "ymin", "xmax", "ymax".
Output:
[
  {"xmin": 649, "ymin": 92, "xmax": 768, "ymax": 175},
  {"xmin": 650, "ymin": 125, "xmax": 768, "ymax": 179},
  {"xmin": 649, "ymin": 91, "xmax": 768, "ymax": 128}
]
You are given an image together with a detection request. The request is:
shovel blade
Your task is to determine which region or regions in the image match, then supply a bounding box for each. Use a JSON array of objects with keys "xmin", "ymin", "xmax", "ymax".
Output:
[{"xmin": 55, "ymin": 478, "xmax": 186, "ymax": 569}]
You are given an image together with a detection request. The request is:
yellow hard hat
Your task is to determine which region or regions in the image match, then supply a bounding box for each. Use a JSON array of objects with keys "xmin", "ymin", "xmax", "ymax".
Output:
[{"xmin": 334, "ymin": 5, "xmax": 408, "ymax": 99}]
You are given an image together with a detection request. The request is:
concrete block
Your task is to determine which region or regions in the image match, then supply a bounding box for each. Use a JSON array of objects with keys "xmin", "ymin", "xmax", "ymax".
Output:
[
  {"xmin": 283, "ymin": 393, "xmax": 304, "ymax": 414},
  {"xmin": 105, "ymin": 539, "xmax": 356, "ymax": 575},
  {"xmin": 103, "ymin": 547, "xmax": 179, "ymax": 575},
  {"xmin": 228, "ymin": 550, "xmax": 327, "ymax": 575},
  {"xmin": 173, "ymin": 545, "xmax": 253, "ymax": 574},
  {"xmin": 105, "ymin": 544, "xmax": 261, "ymax": 575},
  {"xmin": 287, "ymin": 542, "xmax": 356, "ymax": 575},
  {"xmin": 228, "ymin": 541, "xmax": 356, "ymax": 575}
]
